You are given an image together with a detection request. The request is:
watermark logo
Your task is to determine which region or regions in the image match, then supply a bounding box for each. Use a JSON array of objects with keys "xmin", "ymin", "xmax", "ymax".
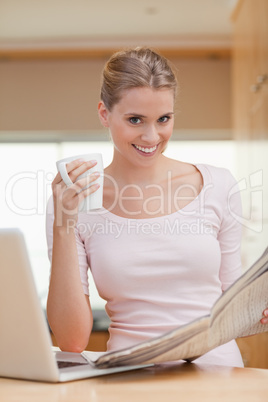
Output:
[
  {"xmin": 228, "ymin": 170, "xmax": 263, "ymax": 233},
  {"xmin": 5, "ymin": 170, "xmax": 54, "ymax": 216},
  {"xmin": 73, "ymin": 218, "xmax": 215, "ymax": 239},
  {"xmin": 4, "ymin": 169, "xmax": 265, "ymax": 236}
]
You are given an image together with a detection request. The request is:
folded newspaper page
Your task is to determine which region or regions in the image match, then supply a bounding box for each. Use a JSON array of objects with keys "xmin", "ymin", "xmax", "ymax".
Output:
[{"xmin": 83, "ymin": 247, "xmax": 268, "ymax": 368}]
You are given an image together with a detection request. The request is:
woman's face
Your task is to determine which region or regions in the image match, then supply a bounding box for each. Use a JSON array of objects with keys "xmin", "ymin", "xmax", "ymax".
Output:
[{"xmin": 98, "ymin": 87, "xmax": 174, "ymax": 168}]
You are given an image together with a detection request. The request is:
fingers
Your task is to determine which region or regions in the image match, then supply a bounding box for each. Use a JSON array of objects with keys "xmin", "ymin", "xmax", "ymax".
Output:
[
  {"xmin": 53, "ymin": 159, "xmax": 98, "ymax": 187},
  {"xmin": 67, "ymin": 159, "xmax": 98, "ymax": 184},
  {"xmin": 260, "ymin": 309, "xmax": 268, "ymax": 325},
  {"xmin": 71, "ymin": 172, "xmax": 100, "ymax": 195},
  {"xmin": 53, "ymin": 171, "xmax": 100, "ymax": 208},
  {"xmin": 76, "ymin": 183, "xmax": 100, "ymax": 205},
  {"xmin": 52, "ymin": 160, "xmax": 100, "ymax": 215}
]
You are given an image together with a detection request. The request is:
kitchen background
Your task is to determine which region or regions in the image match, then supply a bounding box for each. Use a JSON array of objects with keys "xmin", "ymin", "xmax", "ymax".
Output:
[{"xmin": 0, "ymin": 0, "xmax": 267, "ymax": 354}]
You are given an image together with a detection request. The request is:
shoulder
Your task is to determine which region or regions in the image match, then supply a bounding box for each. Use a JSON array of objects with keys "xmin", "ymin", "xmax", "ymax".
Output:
[
  {"xmin": 197, "ymin": 164, "xmax": 242, "ymax": 216},
  {"xmin": 165, "ymin": 157, "xmax": 202, "ymax": 181},
  {"xmin": 165, "ymin": 158, "xmax": 203, "ymax": 192},
  {"xmin": 196, "ymin": 163, "xmax": 238, "ymax": 189}
]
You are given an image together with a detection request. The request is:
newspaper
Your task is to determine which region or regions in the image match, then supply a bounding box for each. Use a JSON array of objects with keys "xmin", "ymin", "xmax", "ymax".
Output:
[{"xmin": 83, "ymin": 247, "xmax": 268, "ymax": 368}]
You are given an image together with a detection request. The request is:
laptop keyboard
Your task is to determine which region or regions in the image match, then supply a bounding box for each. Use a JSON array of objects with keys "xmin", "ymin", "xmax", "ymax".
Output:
[{"xmin": 57, "ymin": 361, "xmax": 89, "ymax": 369}]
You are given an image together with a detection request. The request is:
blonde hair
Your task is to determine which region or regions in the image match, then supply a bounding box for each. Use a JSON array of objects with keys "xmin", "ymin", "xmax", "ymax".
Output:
[{"xmin": 100, "ymin": 47, "xmax": 178, "ymax": 110}]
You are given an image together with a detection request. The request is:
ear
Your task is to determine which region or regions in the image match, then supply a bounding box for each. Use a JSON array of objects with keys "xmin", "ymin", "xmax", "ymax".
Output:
[{"xmin": 98, "ymin": 101, "xmax": 110, "ymax": 127}]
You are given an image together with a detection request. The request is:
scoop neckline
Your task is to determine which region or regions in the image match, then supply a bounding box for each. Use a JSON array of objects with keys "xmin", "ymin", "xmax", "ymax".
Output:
[{"xmin": 95, "ymin": 164, "xmax": 209, "ymax": 223}]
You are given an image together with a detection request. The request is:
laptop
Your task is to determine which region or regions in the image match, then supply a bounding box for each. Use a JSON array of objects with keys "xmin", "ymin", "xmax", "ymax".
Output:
[{"xmin": 0, "ymin": 228, "xmax": 149, "ymax": 382}]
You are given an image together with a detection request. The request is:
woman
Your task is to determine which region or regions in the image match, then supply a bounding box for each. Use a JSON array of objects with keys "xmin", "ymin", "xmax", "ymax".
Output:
[{"xmin": 46, "ymin": 47, "xmax": 268, "ymax": 367}]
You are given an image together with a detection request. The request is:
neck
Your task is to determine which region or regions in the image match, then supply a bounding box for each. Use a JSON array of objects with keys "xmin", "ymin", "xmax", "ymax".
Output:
[{"xmin": 106, "ymin": 150, "xmax": 168, "ymax": 186}]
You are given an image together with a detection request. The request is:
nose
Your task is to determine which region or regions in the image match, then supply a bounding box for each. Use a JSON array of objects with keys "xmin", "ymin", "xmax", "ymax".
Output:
[{"xmin": 140, "ymin": 124, "xmax": 159, "ymax": 144}]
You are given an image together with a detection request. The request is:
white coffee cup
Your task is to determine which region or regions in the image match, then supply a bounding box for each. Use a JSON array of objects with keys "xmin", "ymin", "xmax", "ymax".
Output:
[{"xmin": 56, "ymin": 153, "xmax": 103, "ymax": 212}]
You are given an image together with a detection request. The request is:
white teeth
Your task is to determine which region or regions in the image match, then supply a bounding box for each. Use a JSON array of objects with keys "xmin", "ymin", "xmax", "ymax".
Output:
[{"xmin": 134, "ymin": 144, "xmax": 157, "ymax": 153}]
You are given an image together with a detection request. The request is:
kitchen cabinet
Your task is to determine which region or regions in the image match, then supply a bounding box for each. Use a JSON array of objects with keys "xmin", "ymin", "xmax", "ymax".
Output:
[
  {"xmin": 237, "ymin": 333, "xmax": 268, "ymax": 369},
  {"xmin": 232, "ymin": 0, "xmax": 268, "ymax": 268},
  {"xmin": 51, "ymin": 331, "xmax": 109, "ymax": 352},
  {"xmin": 232, "ymin": 0, "xmax": 268, "ymax": 369}
]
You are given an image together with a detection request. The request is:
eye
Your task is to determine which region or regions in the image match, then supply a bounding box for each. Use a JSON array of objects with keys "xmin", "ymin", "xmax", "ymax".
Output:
[
  {"xmin": 158, "ymin": 115, "xmax": 171, "ymax": 123},
  {"xmin": 129, "ymin": 117, "xmax": 142, "ymax": 124}
]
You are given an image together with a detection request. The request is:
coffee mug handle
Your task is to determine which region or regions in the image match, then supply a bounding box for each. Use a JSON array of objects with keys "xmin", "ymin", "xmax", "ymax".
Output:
[{"xmin": 58, "ymin": 162, "xmax": 73, "ymax": 186}]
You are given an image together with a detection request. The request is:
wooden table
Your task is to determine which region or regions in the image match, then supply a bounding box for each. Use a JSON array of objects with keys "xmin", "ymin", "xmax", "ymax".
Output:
[{"xmin": 0, "ymin": 363, "xmax": 267, "ymax": 402}]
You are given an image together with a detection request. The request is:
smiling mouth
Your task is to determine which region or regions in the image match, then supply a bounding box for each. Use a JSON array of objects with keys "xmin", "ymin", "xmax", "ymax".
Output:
[{"xmin": 133, "ymin": 144, "xmax": 158, "ymax": 154}]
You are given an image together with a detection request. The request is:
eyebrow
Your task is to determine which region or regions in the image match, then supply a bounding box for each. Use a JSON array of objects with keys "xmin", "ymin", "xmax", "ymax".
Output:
[
  {"xmin": 124, "ymin": 112, "xmax": 174, "ymax": 117},
  {"xmin": 124, "ymin": 113, "xmax": 147, "ymax": 118}
]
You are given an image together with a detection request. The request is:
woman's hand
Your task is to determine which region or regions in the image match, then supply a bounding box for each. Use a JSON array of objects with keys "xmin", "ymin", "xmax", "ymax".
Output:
[
  {"xmin": 260, "ymin": 309, "xmax": 268, "ymax": 325},
  {"xmin": 52, "ymin": 158, "xmax": 100, "ymax": 229}
]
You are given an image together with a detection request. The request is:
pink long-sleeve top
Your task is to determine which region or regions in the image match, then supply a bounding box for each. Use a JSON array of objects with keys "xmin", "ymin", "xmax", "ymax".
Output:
[{"xmin": 46, "ymin": 164, "xmax": 244, "ymax": 367}]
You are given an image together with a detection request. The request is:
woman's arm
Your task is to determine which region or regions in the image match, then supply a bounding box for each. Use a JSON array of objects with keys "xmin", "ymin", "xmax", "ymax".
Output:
[
  {"xmin": 47, "ymin": 225, "xmax": 93, "ymax": 353},
  {"xmin": 46, "ymin": 159, "xmax": 99, "ymax": 352}
]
